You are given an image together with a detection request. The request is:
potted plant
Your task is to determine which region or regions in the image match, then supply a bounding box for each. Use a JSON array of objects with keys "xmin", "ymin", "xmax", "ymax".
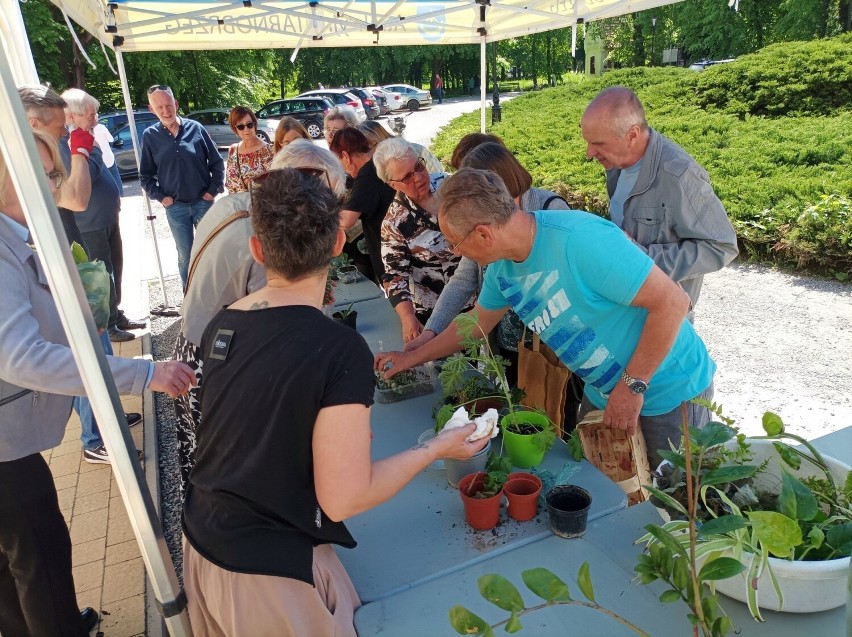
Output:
[
  {"xmin": 439, "ymin": 313, "xmax": 556, "ymax": 469},
  {"xmin": 504, "ymin": 472, "xmax": 543, "ymax": 522},
  {"xmin": 332, "ymin": 303, "xmax": 358, "ymax": 329},
  {"xmin": 635, "ymin": 408, "xmax": 852, "ymax": 636},
  {"xmin": 458, "ymin": 454, "xmax": 511, "ymax": 530}
]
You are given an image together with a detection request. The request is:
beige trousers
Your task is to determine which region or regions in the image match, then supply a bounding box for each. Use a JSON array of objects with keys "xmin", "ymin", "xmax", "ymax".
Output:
[{"xmin": 183, "ymin": 539, "xmax": 361, "ymax": 637}]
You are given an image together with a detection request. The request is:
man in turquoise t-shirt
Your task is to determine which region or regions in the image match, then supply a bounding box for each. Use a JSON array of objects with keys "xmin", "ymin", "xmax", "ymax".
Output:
[{"xmin": 375, "ymin": 168, "xmax": 716, "ymax": 467}]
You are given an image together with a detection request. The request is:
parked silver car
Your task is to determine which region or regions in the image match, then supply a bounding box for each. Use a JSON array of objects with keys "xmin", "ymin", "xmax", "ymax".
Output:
[
  {"xmin": 186, "ymin": 108, "xmax": 279, "ymax": 146},
  {"xmin": 296, "ymin": 89, "xmax": 368, "ymax": 123},
  {"xmin": 382, "ymin": 84, "xmax": 432, "ymax": 111}
]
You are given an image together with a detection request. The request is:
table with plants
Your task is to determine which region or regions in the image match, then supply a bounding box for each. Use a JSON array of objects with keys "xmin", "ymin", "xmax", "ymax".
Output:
[
  {"xmin": 333, "ymin": 294, "xmax": 628, "ymax": 604},
  {"xmin": 332, "ymin": 285, "xmax": 849, "ymax": 635}
]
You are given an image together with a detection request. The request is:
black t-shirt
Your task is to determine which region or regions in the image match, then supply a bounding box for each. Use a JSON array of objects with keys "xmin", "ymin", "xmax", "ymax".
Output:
[
  {"xmin": 345, "ymin": 158, "xmax": 395, "ymax": 280},
  {"xmin": 183, "ymin": 305, "xmax": 375, "ymax": 584}
]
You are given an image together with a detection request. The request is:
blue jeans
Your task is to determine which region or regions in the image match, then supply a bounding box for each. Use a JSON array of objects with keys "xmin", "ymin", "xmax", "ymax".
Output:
[
  {"xmin": 165, "ymin": 199, "xmax": 213, "ymax": 287},
  {"xmin": 74, "ymin": 331, "xmax": 113, "ymax": 450}
]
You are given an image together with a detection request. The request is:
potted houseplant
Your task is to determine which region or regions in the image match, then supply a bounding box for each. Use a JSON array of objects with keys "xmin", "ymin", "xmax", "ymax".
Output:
[
  {"xmin": 635, "ymin": 408, "xmax": 852, "ymax": 636},
  {"xmin": 439, "ymin": 313, "xmax": 556, "ymax": 469},
  {"xmin": 504, "ymin": 472, "xmax": 543, "ymax": 522},
  {"xmin": 332, "ymin": 303, "xmax": 358, "ymax": 329},
  {"xmin": 458, "ymin": 455, "xmax": 511, "ymax": 530}
]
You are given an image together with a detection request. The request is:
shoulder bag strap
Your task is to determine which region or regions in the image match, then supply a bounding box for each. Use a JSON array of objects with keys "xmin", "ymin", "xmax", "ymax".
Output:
[
  {"xmin": 184, "ymin": 210, "xmax": 250, "ymax": 294},
  {"xmin": 542, "ymin": 194, "xmax": 567, "ymax": 209}
]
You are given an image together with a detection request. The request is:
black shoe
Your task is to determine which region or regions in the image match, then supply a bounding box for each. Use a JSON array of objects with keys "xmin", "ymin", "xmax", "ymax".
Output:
[
  {"xmin": 117, "ymin": 315, "xmax": 147, "ymax": 330},
  {"xmin": 125, "ymin": 412, "xmax": 142, "ymax": 427},
  {"xmin": 108, "ymin": 327, "xmax": 136, "ymax": 342},
  {"xmin": 83, "ymin": 444, "xmax": 144, "ymax": 465},
  {"xmin": 80, "ymin": 606, "xmax": 98, "ymax": 631}
]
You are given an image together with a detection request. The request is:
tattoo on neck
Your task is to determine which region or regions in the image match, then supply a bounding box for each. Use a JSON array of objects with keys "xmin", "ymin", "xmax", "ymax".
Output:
[{"xmin": 249, "ymin": 301, "xmax": 269, "ymax": 310}]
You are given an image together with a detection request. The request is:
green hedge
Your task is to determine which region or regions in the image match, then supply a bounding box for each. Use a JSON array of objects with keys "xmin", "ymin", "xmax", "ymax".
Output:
[{"xmin": 432, "ymin": 36, "xmax": 852, "ymax": 277}]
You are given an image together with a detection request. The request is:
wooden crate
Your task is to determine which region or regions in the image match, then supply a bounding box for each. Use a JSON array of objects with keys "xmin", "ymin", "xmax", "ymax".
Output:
[{"xmin": 576, "ymin": 410, "xmax": 651, "ymax": 506}]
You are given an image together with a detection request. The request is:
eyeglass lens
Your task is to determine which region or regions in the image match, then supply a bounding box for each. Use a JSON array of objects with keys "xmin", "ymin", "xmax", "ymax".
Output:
[{"xmin": 147, "ymin": 84, "xmax": 171, "ymax": 94}]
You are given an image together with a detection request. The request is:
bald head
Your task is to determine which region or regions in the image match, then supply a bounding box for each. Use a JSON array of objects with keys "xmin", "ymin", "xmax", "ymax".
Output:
[{"xmin": 580, "ymin": 86, "xmax": 650, "ymax": 170}]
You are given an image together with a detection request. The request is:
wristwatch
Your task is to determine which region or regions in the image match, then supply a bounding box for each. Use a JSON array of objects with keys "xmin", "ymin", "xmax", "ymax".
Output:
[{"xmin": 621, "ymin": 370, "xmax": 648, "ymax": 395}]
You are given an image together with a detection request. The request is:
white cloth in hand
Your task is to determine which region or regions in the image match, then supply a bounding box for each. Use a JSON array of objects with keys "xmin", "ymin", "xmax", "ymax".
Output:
[{"xmin": 443, "ymin": 406, "xmax": 500, "ymax": 442}]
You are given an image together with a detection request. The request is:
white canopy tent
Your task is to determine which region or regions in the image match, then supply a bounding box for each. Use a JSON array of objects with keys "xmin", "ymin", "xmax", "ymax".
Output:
[{"xmin": 0, "ymin": 1, "xmax": 687, "ymax": 635}]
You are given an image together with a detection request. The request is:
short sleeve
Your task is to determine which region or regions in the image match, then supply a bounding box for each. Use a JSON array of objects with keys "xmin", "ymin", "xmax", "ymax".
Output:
[{"xmin": 322, "ymin": 329, "xmax": 375, "ymax": 409}]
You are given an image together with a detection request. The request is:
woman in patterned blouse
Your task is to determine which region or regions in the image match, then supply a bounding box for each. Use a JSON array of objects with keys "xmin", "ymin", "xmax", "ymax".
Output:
[
  {"xmin": 225, "ymin": 106, "xmax": 274, "ymax": 193},
  {"xmin": 373, "ymin": 138, "xmax": 473, "ymax": 343}
]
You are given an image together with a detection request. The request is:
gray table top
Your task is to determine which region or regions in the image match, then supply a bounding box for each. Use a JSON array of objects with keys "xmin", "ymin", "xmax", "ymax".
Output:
[
  {"xmin": 353, "ymin": 426, "xmax": 852, "ymax": 635},
  {"xmin": 335, "ymin": 296, "xmax": 628, "ymax": 603},
  {"xmin": 331, "ymin": 273, "xmax": 384, "ymax": 308}
]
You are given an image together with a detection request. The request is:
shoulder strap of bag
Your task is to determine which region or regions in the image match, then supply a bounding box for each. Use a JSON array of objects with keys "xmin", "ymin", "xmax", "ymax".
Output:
[
  {"xmin": 0, "ymin": 387, "xmax": 33, "ymax": 407},
  {"xmin": 184, "ymin": 210, "xmax": 250, "ymax": 294},
  {"xmin": 521, "ymin": 326, "xmax": 541, "ymax": 353},
  {"xmin": 542, "ymin": 194, "xmax": 567, "ymax": 210}
]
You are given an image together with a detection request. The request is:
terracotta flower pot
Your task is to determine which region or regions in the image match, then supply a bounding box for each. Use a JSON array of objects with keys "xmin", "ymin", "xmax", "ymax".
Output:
[
  {"xmin": 458, "ymin": 472, "xmax": 503, "ymax": 530},
  {"xmin": 504, "ymin": 472, "xmax": 542, "ymax": 521}
]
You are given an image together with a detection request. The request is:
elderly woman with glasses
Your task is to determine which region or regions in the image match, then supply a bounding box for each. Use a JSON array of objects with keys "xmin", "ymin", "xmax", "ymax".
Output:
[
  {"xmin": 373, "ymin": 138, "xmax": 473, "ymax": 343},
  {"xmin": 323, "ymin": 106, "xmax": 358, "ymax": 144},
  {"xmin": 172, "ymin": 140, "xmax": 347, "ymax": 497},
  {"xmin": 225, "ymin": 105, "xmax": 274, "ymax": 193}
]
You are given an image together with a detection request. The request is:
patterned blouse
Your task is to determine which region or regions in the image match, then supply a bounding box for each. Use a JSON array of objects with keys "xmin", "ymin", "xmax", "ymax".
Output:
[
  {"xmin": 225, "ymin": 143, "xmax": 274, "ymax": 193},
  {"xmin": 380, "ymin": 173, "xmax": 473, "ymax": 317}
]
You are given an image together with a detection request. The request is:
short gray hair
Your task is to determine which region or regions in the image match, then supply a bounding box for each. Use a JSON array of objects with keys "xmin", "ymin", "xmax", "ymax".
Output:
[
  {"xmin": 324, "ymin": 106, "xmax": 358, "ymax": 129},
  {"xmin": 584, "ymin": 86, "xmax": 648, "ymax": 138},
  {"xmin": 438, "ymin": 168, "xmax": 516, "ymax": 236},
  {"xmin": 61, "ymin": 88, "xmax": 100, "ymax": 115},
  {"xmin": 373, "ymin": 137, "xmax": 418, "ymax": 183},
  {"xmin": 271, "ymin": 140, "xmax": 347, "ymax": 197},
  {"xmin": 17, "ymin": 84, "xmax": 66, "ymax": 125}
]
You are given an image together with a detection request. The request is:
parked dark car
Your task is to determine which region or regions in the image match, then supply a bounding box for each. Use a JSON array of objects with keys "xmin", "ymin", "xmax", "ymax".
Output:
[
  {"xmin": 256, "ymin": 96, "xmax": 333, "ymax": 139},
  {"xmin": 370, "ymin": 89, "xmax": 390, "ymax": 115},
  {"xmin": 347, "ymin": 87, "xmax": 380, "ymax": 120},
  {"xmin": 110, "ymin": 120, "xmax": 156, "ymax": 177},
  {"xmin": 99, "ymin": 110, "xmax": 158, "ymax": 134}
]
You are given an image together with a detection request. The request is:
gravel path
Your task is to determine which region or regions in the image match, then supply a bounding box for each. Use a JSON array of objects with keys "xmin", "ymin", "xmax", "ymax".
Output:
[{"xmin": 134, "ymin": 96, "xmax": 852, "ymax": 572}]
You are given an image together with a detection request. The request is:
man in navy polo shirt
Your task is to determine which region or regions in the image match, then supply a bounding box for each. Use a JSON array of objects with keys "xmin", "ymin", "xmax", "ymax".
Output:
[{"xmin": 140, "ymin": 85, "xmax": 224, "ymax": 287}]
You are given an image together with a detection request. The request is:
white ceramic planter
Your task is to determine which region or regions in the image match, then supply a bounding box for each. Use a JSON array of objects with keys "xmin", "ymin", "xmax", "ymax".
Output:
[
  {"xmin": 654, "ymin": 439, "xmax": 850, "ymax": 613},
  {"xmin": 711, "ymin": 439, "xmax": 850, "ymax": 613}
]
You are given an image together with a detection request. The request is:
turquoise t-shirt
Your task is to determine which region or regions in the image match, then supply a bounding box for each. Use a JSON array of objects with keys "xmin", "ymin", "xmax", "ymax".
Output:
[{"xmin": 477, "ymin": 210, "xmax": 715, "ymax": 415}]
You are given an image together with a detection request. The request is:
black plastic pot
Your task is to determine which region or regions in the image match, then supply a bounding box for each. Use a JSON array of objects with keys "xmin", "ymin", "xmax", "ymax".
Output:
[
  {"xmin": 332, "ymin": 311, "xmax": 358, "ymax": 329},
  {"xmin": 545, "ymin": 485, "xmax": 591, "ymax": 539}
]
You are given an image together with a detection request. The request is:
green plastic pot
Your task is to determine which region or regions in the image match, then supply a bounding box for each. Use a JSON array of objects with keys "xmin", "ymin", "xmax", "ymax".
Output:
[{"xmin": 500, "ymin": 410, "xmax": 550, "ymax": 468}]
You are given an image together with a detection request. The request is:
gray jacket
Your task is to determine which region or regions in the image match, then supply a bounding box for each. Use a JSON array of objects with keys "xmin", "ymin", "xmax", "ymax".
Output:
[
  {"xmin": 0, "ymin": 217, "xmax": 151, "ymax": 462},
  {"xmin": 606, "ymin": 128, "xmax": 738, "ymax": 308}
]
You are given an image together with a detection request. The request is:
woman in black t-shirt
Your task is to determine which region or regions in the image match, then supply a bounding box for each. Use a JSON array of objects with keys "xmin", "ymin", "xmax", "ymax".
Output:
[{"xmin": 182, "ymin": 168, "xmax": 486, "ymax": 637}]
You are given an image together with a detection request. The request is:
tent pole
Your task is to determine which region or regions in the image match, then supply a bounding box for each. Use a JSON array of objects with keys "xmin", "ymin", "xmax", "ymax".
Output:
[
  {"xmin": 0, "ymin": 0, "xmax": 39, "ymax": 83},
  {"xmin": 114, "ymin": 47, "xmax": 180, "ymax": 316},
  {"xmin": 0, "ymin": 52, "xmax": 193, "ymax": 637},
  {"xmin": 480, "ymin": 35, "xmax": 487, "ymax": 132}
]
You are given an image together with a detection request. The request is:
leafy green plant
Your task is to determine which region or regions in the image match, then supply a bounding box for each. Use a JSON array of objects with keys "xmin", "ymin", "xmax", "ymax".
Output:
[
  {"xmin": 440, "ymin": 312, "xmax": 556, "ymax": 454},
  {"xmin": 635, "ymin": 410, "xmax": 852, "ymax": 634},
  {"xmin": 333, "ymin": 302, "xmax": 356, "ymax": 320},
  {"xmin": 449, "ymin": 563, "xmax": 649, "ymax": 636}
]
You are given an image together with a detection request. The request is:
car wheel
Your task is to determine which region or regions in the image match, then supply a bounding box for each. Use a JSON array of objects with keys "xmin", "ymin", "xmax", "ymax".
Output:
[
  {"xmin": 407, "ymin": 99, "xmax": 420, "ymax": 111},
  {"xmin": 305, "ymin": 120, "xmax": 323, "ymax": 139},
  {"xmin": 256, "ymin": 131, "xmax": 271, "ymax": 144}
]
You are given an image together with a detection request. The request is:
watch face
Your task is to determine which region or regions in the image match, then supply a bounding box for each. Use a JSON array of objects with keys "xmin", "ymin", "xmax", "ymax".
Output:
[{"xmin": 630, "ymin": 380, "xmax": 648, "ymax": 395}]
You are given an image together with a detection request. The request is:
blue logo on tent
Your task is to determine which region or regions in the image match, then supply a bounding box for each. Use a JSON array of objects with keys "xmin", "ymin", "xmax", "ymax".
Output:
[{"xmin": 416, "ymin": 4, "xmax": 446, "ymax": 42}]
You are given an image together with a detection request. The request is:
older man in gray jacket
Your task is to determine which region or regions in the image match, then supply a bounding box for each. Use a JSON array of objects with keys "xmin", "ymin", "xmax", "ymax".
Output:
[{"xmin": 581, "ymin": 86, "xmax": 738, "ymax": 317}]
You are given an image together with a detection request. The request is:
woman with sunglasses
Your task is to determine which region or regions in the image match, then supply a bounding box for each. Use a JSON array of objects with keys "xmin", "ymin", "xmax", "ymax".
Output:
[
  {"xmin": 172, "ymin": 141, "xmax": 347, "ymax": 498},
  {"xmin": 224, "ymin": 106, "xmax": 273, "ymax": 193},
  {"xmin": 373, "ymin": 138, "xmax": 473, "ymax": 343}
]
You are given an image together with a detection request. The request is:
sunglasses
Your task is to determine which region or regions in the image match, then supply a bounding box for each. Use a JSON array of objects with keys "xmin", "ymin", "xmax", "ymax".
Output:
[
  {"xmin": 147, "ymin": 84, "xmax": 172, "ymax": 95},
  {"xmin": 388, "ymin": 157, "xmax": 427, "ymax": 186},
  {"xmin": 235, "ymin": 121, "xmax": 256, "ymax": 131},
  {"xmin": 46, "ymin": 169, "xmax": 64, "ymax": 190},
  {"xmin": 251, "ymin": 167, "xmax": 334, "ymax": 193}
]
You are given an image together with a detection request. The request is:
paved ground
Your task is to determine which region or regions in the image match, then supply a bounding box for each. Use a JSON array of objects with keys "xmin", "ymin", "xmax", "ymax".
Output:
[{"xmin": 65, "ymin": 93, "xmax": 851, "ymax": 634}]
